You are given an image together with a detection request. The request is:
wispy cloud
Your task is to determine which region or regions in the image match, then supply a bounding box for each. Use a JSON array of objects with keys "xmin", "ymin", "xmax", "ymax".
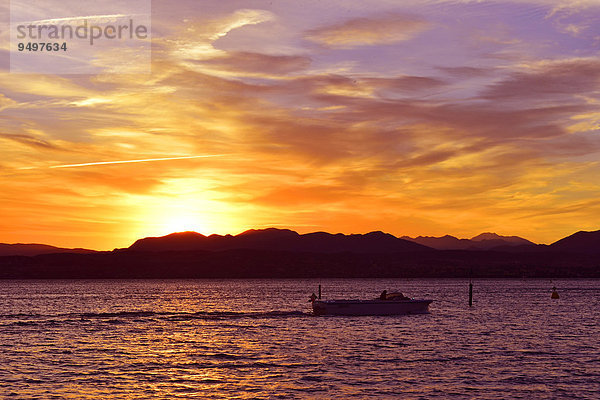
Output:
[
  {"xmin": 196, "ymin": 51, "xmax": 311, "ymax": 76},
  {"xmin": 482, "ymin": 58, "xmax": 600, "ymax": 100},
  {"xmin": 0, "ymin": 133, "xmax": 63, "ymax": 150},
  {"xmin": 305, "ymin": 14, "xmax": 430, "ymax": 48},
  {"xmin": 29, "ymin": 14, "xmax": 132, "ymax": 24}
]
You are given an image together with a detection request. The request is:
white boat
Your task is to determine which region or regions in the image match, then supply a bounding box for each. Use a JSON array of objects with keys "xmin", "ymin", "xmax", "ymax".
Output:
[{"xmin": 311, "ymin": 292, "xmax": 433, "ymax": 316}]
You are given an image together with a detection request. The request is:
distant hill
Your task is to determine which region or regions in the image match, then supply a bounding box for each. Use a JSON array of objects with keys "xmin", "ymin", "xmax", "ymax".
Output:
[
  {"xmin": 1, "ymin": 228, "xmax": 599, "ymax": 279},
  {"xmin": 0, "ymin": 243, "xmax": 96, "ymax": 257},
  {"xmin": 403, "ymin": 232, "xmax": 535, "ymax": 250},
  {"xmin": 470, "ymin": 232, "xmax": 535, "ymax": 249},
  {"xmin": 550, "ymin": 230, "xmax": 600, "ymax": 254},
  {"xmin": 128, "ymin": 228, "xmax": 430, "ymax": 254},
  {"xmin": 401, "ymin": 235, "xmax": 472, "ymax": 250}
]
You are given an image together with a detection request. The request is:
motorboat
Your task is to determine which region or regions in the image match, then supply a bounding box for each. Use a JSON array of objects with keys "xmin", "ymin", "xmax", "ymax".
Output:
[{"xmin": 310, "ymin": 291, "xmax": 433, "ymax": 316}]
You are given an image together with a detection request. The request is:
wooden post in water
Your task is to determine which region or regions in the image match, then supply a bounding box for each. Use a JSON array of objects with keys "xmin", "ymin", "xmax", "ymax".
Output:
[
  {"xmin": 318, "ymin": 284, "xmax": 321, "ymax": 300},
  {"xmin": 468, "ymin": 280, "xmax": 473, "ymax": 307}
]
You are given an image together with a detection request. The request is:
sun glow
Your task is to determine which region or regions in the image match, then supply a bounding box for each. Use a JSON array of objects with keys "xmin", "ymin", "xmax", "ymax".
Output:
[
  {"xmin": 130, "ymin": 193, "xmax": 242, "ymax": 241},
  {"xmin": 161, "ymin": 213, "xmax": 204, "ymax": 236}
]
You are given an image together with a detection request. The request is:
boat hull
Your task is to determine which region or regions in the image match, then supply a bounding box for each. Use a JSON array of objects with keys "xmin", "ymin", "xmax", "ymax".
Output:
[{"xmin": 312, "ymin": 299, "xmax": 432, "ymax": 316}]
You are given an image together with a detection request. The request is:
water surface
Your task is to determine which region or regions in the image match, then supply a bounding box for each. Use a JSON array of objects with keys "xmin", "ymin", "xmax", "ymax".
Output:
[{"xmin": 1, "ymin": 279, "xmax": 598, "ymax": 399}]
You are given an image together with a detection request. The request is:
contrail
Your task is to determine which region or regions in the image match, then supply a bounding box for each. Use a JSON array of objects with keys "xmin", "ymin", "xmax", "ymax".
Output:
[
  {"xmin": 17, "ymin": 155, "xmax": 226, "ymax": 170},
  {"xmin": 30, "ymin": 14, "xmax": 132, "ymax": 24},
  {"xmin": 50, "ymin": 155, "xmax": 226, "ymax": 169}
]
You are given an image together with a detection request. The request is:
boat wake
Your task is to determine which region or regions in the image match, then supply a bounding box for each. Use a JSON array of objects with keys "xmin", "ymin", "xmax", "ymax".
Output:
[{"xmin": 0, "ymin": 310, "xmax": 310, "ymax": 327}]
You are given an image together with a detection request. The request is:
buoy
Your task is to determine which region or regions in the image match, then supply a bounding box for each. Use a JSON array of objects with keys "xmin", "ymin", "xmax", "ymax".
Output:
[{"xmin": 551, "ymin": 286, "xmax": 559, "ymax": 299}]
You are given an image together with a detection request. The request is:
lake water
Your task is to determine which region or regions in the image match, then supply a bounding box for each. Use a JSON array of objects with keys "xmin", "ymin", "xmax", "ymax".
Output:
[{"xmin": 1, "ymin": 279, "xmax": 598, "ymax": 399}]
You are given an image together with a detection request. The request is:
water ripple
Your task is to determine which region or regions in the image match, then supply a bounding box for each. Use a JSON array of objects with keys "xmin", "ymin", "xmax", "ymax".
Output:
[{"xmin": 0, "ymin": 278, "xmax": 598, "ymax": 399}]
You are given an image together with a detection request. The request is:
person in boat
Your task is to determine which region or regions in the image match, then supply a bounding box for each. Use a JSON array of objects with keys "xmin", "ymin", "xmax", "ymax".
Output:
[
  {"xmin": 380, "ymin": 290, "xmax": 387, "ymax": 300},
  {"xmin": 382, "ymin": 291, "xmax": 410, "ymax": 300},
  {"xmin": 309, "ymin": 293, "xmax": 318, "ymax": 303}
]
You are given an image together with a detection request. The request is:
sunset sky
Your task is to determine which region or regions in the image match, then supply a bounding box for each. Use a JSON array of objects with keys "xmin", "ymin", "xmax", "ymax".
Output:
[{"xmin": 1, "ymin": 0, "xmax": 600, "ymax": 249}]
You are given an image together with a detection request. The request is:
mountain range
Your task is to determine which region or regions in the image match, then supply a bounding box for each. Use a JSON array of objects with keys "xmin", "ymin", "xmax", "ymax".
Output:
[
  {"xmin": 0, "ymin": 228, "xmax": 598, "ymax": 279},
  {"xmin": 1, "ymin": 228, "xmax": 599, "ymax": 256},
  {"xmin": 128, "ymin": 228, "xmax": 428, "ymax": 253},
  {"xmin": 401, "ymin": 232, "xmax": 535, "ymax": 250},
  {"xmin": 0, "ymin": 243, "xmax": 96, "ymax": 257}
]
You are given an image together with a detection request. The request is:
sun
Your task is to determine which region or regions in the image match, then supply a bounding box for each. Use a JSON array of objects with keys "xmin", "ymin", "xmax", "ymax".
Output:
[
  {"xmin": 129, "ymin": 190, "xmax": 242, "ymax": 241},
  {"xmin": 162, "ymin": 214, "xmax": 202, "ymax": 235},
  {"xmin": 151, "ymin": 206, "xmax": 233, "ymax": 237}
]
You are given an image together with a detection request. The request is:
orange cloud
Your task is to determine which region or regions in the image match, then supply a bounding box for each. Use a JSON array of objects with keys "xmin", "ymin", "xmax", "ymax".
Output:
[{"xmin": 305, "ymin": 14, "xmax": 430, "ymax": 48}]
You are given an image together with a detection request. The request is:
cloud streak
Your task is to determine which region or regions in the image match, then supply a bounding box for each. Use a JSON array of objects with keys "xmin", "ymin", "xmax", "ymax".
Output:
[
  {"xmin": 482, "ymin": 58, "xmax": 600, "ymax": 101},
  {"xmin": 0, "ymin": 133, "xmax": 63, "ymax": 150},
  {"xmin": 29, "ymin": 14, "xmax": 132, "ymax": 24},
  {"xmin": 305, "ymin": 14, "xmax": 430, "ymax": 48},
  {"xmin": 19, "ymin": 155, "xmax": 228, "ymax": 170}
]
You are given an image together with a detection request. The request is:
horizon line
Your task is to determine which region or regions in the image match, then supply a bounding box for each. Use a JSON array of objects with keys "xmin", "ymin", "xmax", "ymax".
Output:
[{"xmin": 3, "ymin": 226, "xmax": 595, "ymax": 251}]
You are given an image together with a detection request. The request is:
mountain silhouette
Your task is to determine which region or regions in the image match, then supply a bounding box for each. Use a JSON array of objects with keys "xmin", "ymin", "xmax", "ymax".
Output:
[
  {"xmin": 0, "ymin": 243, "xmax": 96, "ymax": 257},
  {"xmin": 401, "ymin": 235, "xmax": 473, "ymax": 250},
  {"xmin": 549, "ymin": 230, "xmax": 600, "ymax": 254},
  {"xmin": 402, "ymin": 232, "xmax": 534, "ymax": 250},
  {"xmin": 129, "ymin": 228, "xmax": 429, "ymax": 253},
  {"xmin": 1, "ymin": 228, "xmax": 599, "ymax": 278}
]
